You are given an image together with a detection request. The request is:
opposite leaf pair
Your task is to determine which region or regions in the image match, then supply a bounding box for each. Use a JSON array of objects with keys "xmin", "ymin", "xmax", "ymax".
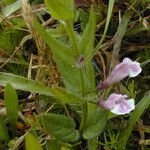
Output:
[{"xmin": 97, "ymin": 58, "xmax": 142, "ymax": 115}]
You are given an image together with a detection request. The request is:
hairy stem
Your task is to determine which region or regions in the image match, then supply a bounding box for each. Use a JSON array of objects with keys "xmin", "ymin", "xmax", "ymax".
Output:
[{"xmin": 65, "ymin": 20, "xmax": 87, "ymax": 133}]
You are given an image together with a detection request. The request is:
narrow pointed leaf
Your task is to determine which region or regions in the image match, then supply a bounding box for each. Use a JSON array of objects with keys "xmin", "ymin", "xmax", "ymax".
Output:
[
  {"xmin": 78, "ymin": 0, "xmax": 115, "ymax": 68},
  {"xmin": 4, "ymin": 83, "xmax": 18, "ymax": 134},
  {"xmin": 44, "ymin": 0, "xmax": 75, "ymax": 20},
  {"xmin": 34, "ymin": 20, "xmax": 82, "ymax": 93},
  {"xmin": 0, "ymin": 72, "xmax": 84, "ymax": 104},
  {"xmin": 79, "ymin": 6, "xmax": 96, "ymax": 57},
  {"xmin": 2, "ymin": 0, "xmax": 21, "ymax": 17},
  {"xmin": 0, "ymin": 123, "xmax": 9, "ymax": 141},
  {"xmin": 78, "ymin": 6, "xmax": 96, "ymax": 96},
  {"xmin": 110, "ymin": 0, "xmax": 141, "ymax": 68},
  {"xmin": 117, "ymin": 91, "xmax": 150, "ymax": 150},
  {"xmin": 34, "ymin": 20, "xmax": 74, "ymax": 65}
]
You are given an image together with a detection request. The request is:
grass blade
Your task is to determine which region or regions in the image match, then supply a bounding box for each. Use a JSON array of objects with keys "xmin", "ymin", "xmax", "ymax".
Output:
[
  {"xmin": 78, "ymin": 0, "xmax": 115, "ymax": 68},
  {"xmin": 79, "ymin": 6, "xmax": 96, "ymax": 57},
  {"xmin": 117, "ymin": 91, "xmax": 150, "ymax": 150},
  {"xmin": 4, "ymin": 83, "xmax": 18, "ymax": 135},
  {"xmin": 0, "ymin": 72, "xmax": 84, "ymax": 104}
]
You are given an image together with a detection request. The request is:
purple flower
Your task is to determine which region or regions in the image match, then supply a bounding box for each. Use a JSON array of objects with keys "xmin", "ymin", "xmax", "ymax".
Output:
[
  {"xmin": 97, "ymin": 58, "xmax": 142, "ymax": 89},
  {"xmin": 98, "ymin": 93, "xmax": 135, "ymax": 115}
]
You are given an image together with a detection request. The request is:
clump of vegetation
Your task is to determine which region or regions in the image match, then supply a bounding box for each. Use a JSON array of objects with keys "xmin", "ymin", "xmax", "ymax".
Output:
[{"xmin": 0, "ymin": 0, "xmax": 150, "ymax": 150}]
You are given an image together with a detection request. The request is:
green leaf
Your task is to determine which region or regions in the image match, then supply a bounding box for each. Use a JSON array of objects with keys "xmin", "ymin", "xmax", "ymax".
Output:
[
  {"xmin": 46, "ymin": 140, "xmax": 72, "ymax": 150},
  {"xmin": 0, "ymin": 0, "xmax": 16, "ymax": 5},
  {"xmin": 78, "ymin": 0, "xmax": 115, "ymax": 68},
  {"xmin": 0, "ymin": 58, "xmax": 28, "ymax": 66},
  {"xmin": 0, "ymin": 29, "xmax": 25, "ymax": 54},
  {"xmin": 0, "ymin": 72, "xmax": 84, "ymax": 104},
  {"xmin": 78, "ymin": 6, "xmax": 96, "ymax": 96},
  {"xmin": 78, "ymin": 9, "xmax": 89, "ymax": 31},
  {"xmin": 0, "ymin": 0, "xmax": 21, "ymax": 23},
  {"xmin": 46, "ymin": 140, "xmax": 61, "ymax": 150},
  {"xmin": 25, "ymin": 132, "xmax": 42, "ymax": 150},
  {"xmin": 83, "ymin": 108, "xmax": 108, "ymax": 139},
  {"xmin": 2, "ymin": 0, "xmax": 21, "ymax": 17},
  {"xmin": 39, "ymin": 113, "xmax": 80, "ymax": 142},
  {"xmin": 88, "ymin": 138, "xmax": 98, "ymax": 150},
  {"xmin": 126, "ymin": 25, "xmax": 150, "ymax": 36},
  {"xmin": 117, "ymin": 91, "xmax": 150, "ymax": 150},
  {"xmin": 4, "ymin": 83, "xmax": 18, "ymax": 134},
  {"xmin": 79, "ymin": 6, "xmax": 96, "ymax": 57},
  {"xmin": 0, "ymin": 123, "xmax": 9, "ymax": 141},
  {"xmin": 110, "ymin": 11, "xmax": 132, "ymax": 69},
  {"xmin": 34, "ymin": 20, "xmax": 82, "ymax": 93},
  {"xmin": 110, "ymin": 0, "xmax": 141, "ymax": 68},
  {"xmin": 34, "ymin": 20, "xmax": 74, "ymax": 64},
  {"xmin": 79, "ymin": 6, "xmax": 96, "ymax": 95},
  {"xmin": 44, "ymin": 0, "xmax": 75, "ymax": 20}
]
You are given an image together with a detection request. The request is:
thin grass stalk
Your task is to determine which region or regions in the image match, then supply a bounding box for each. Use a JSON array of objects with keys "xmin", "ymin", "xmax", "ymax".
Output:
[
  {"xmin": 109, "ymin": 0, "xmax": 141, "ymax": 71},
  {"xmin": 21, "ymin": 0, "xmax": 45, "ymax": 80}
]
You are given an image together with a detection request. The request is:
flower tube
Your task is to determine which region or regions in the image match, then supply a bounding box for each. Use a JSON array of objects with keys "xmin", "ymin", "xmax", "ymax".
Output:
[{"xmin": 97, "ymin": 58, "xmax": 142, "ymax": 89}]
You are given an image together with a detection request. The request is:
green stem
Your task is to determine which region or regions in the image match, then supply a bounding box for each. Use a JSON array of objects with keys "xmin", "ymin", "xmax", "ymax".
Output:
[
  {"xmin": 65, "ymin": 20, "xmax": 85, "ymax": 95},
  {"xmin": 65, "ymin": 20, "xmax": 87, "ymax": 133},
  {"xmin": 79, "ymin": 101, "xmax": 88, "ymax": 133},
  {"xmin": 88, "ymin": 138, "xmax": 98, "ymax": 150}
]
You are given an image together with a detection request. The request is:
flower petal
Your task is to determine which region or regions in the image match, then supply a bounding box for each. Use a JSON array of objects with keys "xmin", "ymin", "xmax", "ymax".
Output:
[
  {"xmin": 99, "ymin": 94, "xmax": 127, "ymax": 110},
  {"xmin": 99, "ymin": 99, "xmax": 115, "ymax": 110},
  {"xmin": 129, "ymin": 62, "xmax": 142, "ymax": 77},
  {"xmin": 123, "ymin": 57, "xmax": 133, "ymax": 65},
  {"xmin": 98, "ymin": 93, "xmax": 135, "ymax": 115},
  {"xmin": 108, "ymin": 93, "xmax": 127, "ymax": 103},
  {"xmin": 111, "ymin": 99, "xmax": 135, "ymax": 115},
  {"xmin": 123, "ymin": 57, "xmax": 142, "ymax": 77}
]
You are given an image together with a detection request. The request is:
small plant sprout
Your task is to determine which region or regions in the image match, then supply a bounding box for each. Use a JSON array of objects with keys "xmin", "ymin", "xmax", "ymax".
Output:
[
  {"xmin": 97, "ymin": 58, "xmax": 142, "ymax": 89},
  {"xmin": 98, "ymin": 93, "xmax": 135, "ymax": 115}
]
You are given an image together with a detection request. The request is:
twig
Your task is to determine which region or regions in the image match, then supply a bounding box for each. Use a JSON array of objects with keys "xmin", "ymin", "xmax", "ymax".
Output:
[
  {"xmin": 0, "ymin": 35, "xmax": 32, "ymax": 69},
  {"xmin": 21, "ymin": 0, "xmax": 45, "ymax": 81}
]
